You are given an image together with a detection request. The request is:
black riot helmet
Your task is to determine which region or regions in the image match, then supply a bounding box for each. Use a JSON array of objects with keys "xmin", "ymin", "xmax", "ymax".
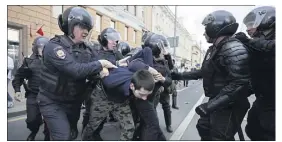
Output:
[
  {"xmin": 117, "ymin": 41, "xmax": 131, "ymax": 56},
  {"xmin": 141, "ymin": 31, "xmax": 154, "ymax": 47},
  {"xmin": 202, "ymin": 10, "xmax": 238, "ymax": 43},
  {"xmin": 98, "ymin": 27, "xmax": 121, "ymax": 47},
  {"xmin": 85, "ymin": 40, "xmax": 101, "ymax": 50},
  {"xmin": 243, "ymin": 6, "xmax": 275, "ymax": 39},
  {"xmin": 58, "ymin": 6, "xmax": 94, "ymax": 38},
  {"xmin": 144, "ymin": 34, "xmax": 170, "ymax": 58},
  {"xmin": 32, "ymin": 36, "xmax": 49, "ymax": 55}
]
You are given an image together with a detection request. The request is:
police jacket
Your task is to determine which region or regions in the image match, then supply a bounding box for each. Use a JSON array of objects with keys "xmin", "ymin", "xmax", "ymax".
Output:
[
  {"xmin": 244, "ymin": 35, "xmax": 275, "ymax": 107},
  {"xmin": 12, "ymin": 54, "xmax": 42, "ymax": 96},
  {"xmin": 172, "ymin": 37, "xmax": 250, "ymax": 101},
  {"xmin": 39, "ymin": 35, "xmax": 102, "ymax": 103}
]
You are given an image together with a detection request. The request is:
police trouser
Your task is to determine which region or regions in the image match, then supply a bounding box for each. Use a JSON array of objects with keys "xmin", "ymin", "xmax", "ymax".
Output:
[
  {"xmin": 130, "ymin": 97, "xmax": 166, "ymax": 140},
  {"xmin": 171, "ymin": 82, "xmax": 178, "ymax": 106},
  {"xmin": 245, "ymin": 100, "xmax": 275, "ymax": 141},
  {"xmin": 82, "ymin": 96, "xmax": 91, "ymax": 130},
  {"xmin": 26, "ymin": 94, "xmax": 49, "ymax": 136},
  {"xmin": 81, "ymin": 86, "xmax": 135, "ymax": 141},
  {"xmin": 196, "ymin": 98, "xmax": 250, "ymax": 140},
  {"xmin": 37, "ymin": 94, "xmax": 82, "ymax": 140},
  {"xmin": 155, "ymin": 90, "xmax": 172, "ymax": 127}
]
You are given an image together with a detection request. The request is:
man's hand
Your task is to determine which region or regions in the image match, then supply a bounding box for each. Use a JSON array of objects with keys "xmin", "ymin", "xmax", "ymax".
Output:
[
  {"xmin": 117, "ymin": 56, "xmax": 131, "ymax": 67},
  {"xmin": 148, "ymin": 67, "xmax": 159, "ymax": 76},
  {"xmin": 99, "ymin": 68, "xmax": 109, "ymax": 78},
  {"xmin": 14, "ymin": 92, "xmax": 22, "ymax": 102},
  {"xmin": 98, "ymin": 60, "xmax": 117, "ymax": 69},
  {"xmin": 154, "ymin": 73, "xmax": 165, "ymax": 83}
]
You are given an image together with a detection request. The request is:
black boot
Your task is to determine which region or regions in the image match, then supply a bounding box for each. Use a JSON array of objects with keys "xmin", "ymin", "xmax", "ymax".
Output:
[
  {"xmin": 166, "ymin": 125, "xmax": 173, "ymax": 133},
  {"xmin": 172, "ymin": 96, "xmax": 179, "ymax": 110},
  {"xmin": 70, "ymin": 127, "xmax": 78, "ymax": 140},
  {"xmin": 27, "ymin": 132, "xmax": 37, "ymax": 141},
  {"xmin": 163, "ymin": 109, "xmax": 173, "ymax": 133}
]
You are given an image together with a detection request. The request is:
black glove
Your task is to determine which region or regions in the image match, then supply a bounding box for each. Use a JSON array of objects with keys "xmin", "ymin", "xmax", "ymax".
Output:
[
  {"xmin": 195, "ymin": 95, "xmax": 231, "ymax": 117},
  {"xmin": 171, "ymin": 72, "xmax": 182, "ymax": 80},
  {"xmin": 235, "ymin": 32, "xmax": 250, "ymax": 43},
  {"xmin": 195, "ymin": 103, "xmax": 209, "ymax": 117}
]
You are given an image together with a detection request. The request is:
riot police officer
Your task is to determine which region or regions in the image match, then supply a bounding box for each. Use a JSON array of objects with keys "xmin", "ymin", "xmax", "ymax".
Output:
[
  {"xmin": 117, "ymin": 41, "xmax": 131, "ymax": 57},
  {"xmin": 12, "ymin": 36, "xmax": 50, "ymax": 141},
  {"xmin": 141, "ymin": 33, "xmax": 174, "ymax": 133},
  {"xmin": 37, "ymin": 6, "xmax": 116, "ymax": 140},
  {"xmin": 235, "ymin": 6, "xmax": 275, "ymax": 140},
  {"xmin": 171, "ymin": 10, "xmax": 251, "ymax": 140}
]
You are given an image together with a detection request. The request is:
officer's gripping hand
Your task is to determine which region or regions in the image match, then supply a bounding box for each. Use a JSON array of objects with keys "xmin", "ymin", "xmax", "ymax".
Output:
[
  {"xmin": 195, "ymin": 103, "xmax": 209, "ymax": 117},
  {"xmin": 98, "ymin": 60, "xmax": 118, "ymax": 69},
  {"xmin": 99, "ymin": 68, "xmax": 109, "ymax": 78},
  {"xmin": 117, "ymin": 56, "xmax": 131, "ymax": 67},
  {"xmin": 234, "ymin": 32, "xmax": 250, "ymax": 43},
  {"xmin": 14, "ymin": 92, "xmax": 22, "ymax": 102}
]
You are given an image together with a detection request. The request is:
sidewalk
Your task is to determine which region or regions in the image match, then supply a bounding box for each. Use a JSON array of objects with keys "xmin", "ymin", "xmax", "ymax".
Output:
[{"xmin": 7, "ymin": 81, "xmax": 26, "ymax": 118}]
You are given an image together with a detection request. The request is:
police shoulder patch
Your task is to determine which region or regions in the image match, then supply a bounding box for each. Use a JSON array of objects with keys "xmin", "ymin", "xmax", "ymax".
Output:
[{"xmin": 54, "ymin": 48, "xmax": 66, "ymax": 59}]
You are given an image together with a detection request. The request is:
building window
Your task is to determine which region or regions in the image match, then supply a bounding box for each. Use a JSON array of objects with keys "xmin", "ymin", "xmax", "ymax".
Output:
[
  {"xmin": 110, "ymin": 20, "xmax": 115, "ymax": 29},
  {"xmin": 96, "ymin": 14, "xmax": 102, "ymax": 32},
  {"xmin": 52, "ymin": 6, "xmax": 63, "ymax": 18},
  {"xmin": 124, "ymin": 26, "xmax": 128, "ymax": 41},
  {"xmin": 133, "ymin": 30, "xmax": 136, "ymax": 43}
]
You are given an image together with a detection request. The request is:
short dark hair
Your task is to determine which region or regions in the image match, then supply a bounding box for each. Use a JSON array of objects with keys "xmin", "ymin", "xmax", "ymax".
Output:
[{"xmin": 131, "ymin": 69, "xmax": 155, "ymax": 91}]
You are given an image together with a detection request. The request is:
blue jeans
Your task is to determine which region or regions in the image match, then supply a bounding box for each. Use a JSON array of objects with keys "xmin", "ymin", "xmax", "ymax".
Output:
[{"xmin": 7, "ymin": 79, "xmax": 13, "ymax": 102}]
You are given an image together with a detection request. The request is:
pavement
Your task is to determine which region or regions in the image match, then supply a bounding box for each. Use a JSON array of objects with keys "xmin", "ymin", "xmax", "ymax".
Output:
[{"xmin": 7, "ymin": 80, "xmax": 255, "ymax": 140}]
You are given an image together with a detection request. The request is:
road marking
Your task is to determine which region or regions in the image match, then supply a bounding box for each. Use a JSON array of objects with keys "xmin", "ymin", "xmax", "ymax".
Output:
[
  {"xmin": 176, "ymin": 87, "xmax": 189, "ymax": 92},
  {"xmin": 170, "ymin": 94, "xmax": 205, "ymax": 140},
  {"xmin": 8, "ymin": 115, "xmax": 27, "ymax": 122}
]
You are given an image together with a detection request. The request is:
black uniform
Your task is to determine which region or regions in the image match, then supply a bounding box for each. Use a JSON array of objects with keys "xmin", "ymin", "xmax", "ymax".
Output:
[
  {"xmin": 37, "ymin": 7, "xmax": 103, "ymax": 140},
  {"xmin": 172, "ymin": 10, "xmax": 251, "ymax": 140},
  {"xmin": 236, "ymin": 6, "xmax": 275, "ymax": 140},
  {"xmin": 147, "ymin": 34, "xmax": 174, "ymax": 133},
  {"xmin": 12, "ymin": 37, "xmax": 49, "ymax": 141}
]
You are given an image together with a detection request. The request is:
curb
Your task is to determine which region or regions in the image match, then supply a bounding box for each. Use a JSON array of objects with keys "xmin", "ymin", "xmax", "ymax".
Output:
[{"xmin": 8, "ymin": 110, "xmax": 26, "ymax": 118}]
